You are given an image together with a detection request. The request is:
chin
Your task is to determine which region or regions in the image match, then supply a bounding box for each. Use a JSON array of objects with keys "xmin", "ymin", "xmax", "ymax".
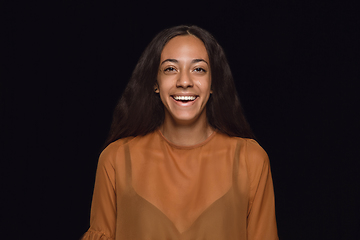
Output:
[{"xmin": 169, "ymin": 112, "xmax": 206, "ymax": 125}]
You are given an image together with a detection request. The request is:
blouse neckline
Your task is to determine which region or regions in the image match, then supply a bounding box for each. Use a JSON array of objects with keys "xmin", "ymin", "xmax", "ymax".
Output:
[{"xmin": 156, "ymin": 129, "xmax": 217, "ymax": 150}]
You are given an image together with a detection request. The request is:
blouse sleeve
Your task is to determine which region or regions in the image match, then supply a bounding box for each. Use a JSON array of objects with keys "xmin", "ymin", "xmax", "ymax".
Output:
[
  {"xmin": 81, "ymin": 144, "xmax": 118, "ymax": 240},
  {"xmin": 246, "ymin": 139, "xmax": 278, "ymax": 240}
]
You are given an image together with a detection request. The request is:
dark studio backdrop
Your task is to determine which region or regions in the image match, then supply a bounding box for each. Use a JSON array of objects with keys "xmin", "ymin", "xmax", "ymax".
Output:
[{"xmin": 2, "ymin": 1, "xmax": 359, "ymax": 239}]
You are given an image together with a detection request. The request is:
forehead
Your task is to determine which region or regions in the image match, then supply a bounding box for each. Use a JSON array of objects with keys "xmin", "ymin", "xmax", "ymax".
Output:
[{"xmin": 161, "ymin": 35, "xmax": 209, "ymax": 61}]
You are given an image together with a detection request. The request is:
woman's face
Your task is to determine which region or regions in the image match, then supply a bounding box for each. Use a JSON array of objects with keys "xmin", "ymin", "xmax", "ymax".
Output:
[{"xmin": 156, "ymin": 35, "xmax": 212, "ymax": 125}]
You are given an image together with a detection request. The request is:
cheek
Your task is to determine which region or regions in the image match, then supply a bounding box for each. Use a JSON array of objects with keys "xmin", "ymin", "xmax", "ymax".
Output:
[
  {"xmin": 158, "ymin": 87, "xmax": 171, "ymax": 106},
  {"xmin": 201, "ymin": 79, "xmax": 212, "ymax": 94},
  {"xmin": 196, "ymin": 80, "xmax": 203, "ymax": 87}
]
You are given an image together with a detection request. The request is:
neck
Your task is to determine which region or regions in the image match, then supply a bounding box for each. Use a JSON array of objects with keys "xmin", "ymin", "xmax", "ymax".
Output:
[{"xmin": 160, "ymin": 114, "xmax": 214, "ymax": 146}]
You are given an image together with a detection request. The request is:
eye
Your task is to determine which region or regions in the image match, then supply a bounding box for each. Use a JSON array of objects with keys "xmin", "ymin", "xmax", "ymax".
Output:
[
  {"xmin": 193, "ymin": 67, "xmax": 206, "ymax": 73},
  {"xmin": 164, "ymin": 66, "xmax": 177, "ymax": 72}
]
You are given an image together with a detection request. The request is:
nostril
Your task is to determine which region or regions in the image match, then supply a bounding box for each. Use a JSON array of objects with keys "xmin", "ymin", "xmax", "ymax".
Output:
[{"xmin": 176, "ymin": 74, "xmax": 193, "ymax": 87}]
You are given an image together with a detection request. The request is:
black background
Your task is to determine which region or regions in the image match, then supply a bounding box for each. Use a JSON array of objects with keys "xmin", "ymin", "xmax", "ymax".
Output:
[{"xmin": 2, "ymin": 0, "xmax": 359, "ymax": 239}]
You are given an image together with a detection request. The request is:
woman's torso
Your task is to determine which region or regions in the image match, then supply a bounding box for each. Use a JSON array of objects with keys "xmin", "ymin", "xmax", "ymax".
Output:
[{"xmin": 112, "ymin": 130, "xmax": 251, "ymax": 240}]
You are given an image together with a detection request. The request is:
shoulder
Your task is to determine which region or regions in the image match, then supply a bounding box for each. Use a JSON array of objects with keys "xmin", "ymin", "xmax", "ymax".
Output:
[
  {"xmin": 102, "ymin": 137, "xmax": 135, "ymax": 154},
  {"xmin": 238, "ymin": 139, "xmax": 271, "ymax": 183},
  {"xmin": 229, "ymin": 137, "xmax": 270, "ymax": 172},
  {"xmin": 244, "ymin": 139, "xmax": 269, "ymax": 166},
  {"xmin": 214, "ymin": 133, "xmax": 269, "ymax": 164},
  {"xmin": 98, "ymin": 137, "xmax": 135, "ymax": 167}
]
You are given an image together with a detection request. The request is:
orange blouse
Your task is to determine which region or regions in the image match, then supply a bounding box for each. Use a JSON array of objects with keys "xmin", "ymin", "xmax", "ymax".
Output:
[{"xmin": 81, "ymin": 130, "xmax": 278, "ymax": 240}]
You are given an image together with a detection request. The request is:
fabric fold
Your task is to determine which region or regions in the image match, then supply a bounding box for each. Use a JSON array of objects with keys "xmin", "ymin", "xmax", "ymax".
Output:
[{"xmin": 81, "ymin": 229, "xmax": 114, "ymax": 240}]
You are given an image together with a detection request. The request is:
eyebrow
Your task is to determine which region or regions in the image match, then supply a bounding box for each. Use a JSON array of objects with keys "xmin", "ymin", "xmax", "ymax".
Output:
[{"xmin": 160, "ymin": 58, "xmax": 209, "ymax": 66}]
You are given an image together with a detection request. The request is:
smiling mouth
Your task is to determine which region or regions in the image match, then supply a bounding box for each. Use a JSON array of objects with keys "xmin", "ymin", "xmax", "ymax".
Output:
[{"xmin": 171, "ymin": 95, "xmax": 198, "ymax": 102}]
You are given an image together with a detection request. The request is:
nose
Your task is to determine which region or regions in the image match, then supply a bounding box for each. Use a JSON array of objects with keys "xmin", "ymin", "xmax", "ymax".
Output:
[{"xmin": 176, "ymin": 71, "xmax": 193, "ymax": 88}]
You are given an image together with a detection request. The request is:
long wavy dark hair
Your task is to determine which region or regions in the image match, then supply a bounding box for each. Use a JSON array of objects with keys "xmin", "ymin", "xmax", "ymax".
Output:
[{"xmin": 104, "ymin": 25, "xmax": 254, "ymax": 147}]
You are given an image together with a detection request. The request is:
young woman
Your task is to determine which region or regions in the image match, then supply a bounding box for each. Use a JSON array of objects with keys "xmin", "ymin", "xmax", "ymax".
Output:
[{"xmin": 81, "ymin": 25, "xmax": 278, "ymax": 240}]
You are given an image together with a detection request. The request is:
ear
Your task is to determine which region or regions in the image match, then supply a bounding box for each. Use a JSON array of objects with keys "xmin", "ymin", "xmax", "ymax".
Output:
[{"xmin": 154, "ymin": 84, "xmax": 160, "ymax": 93}]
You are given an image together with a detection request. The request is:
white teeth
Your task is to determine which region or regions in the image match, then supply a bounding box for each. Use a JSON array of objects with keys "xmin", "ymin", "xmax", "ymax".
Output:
[{"xmin": 173, "ymin": 96, "xmax": 196, "ymax": 101}]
